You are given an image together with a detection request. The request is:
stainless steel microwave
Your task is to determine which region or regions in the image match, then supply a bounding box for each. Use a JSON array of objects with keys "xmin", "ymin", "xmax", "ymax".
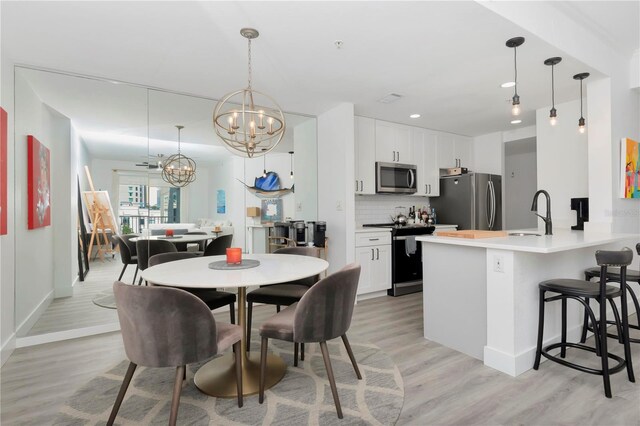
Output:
[{"xmin": 376, "ymin": 162, "xmax": 417, "ymax": 194}]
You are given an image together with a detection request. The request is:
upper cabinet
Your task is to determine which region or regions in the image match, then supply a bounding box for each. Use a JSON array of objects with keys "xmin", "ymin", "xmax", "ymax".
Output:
[
  {"xmin": 412, "ymin": 128, "xmax": 439, "ymax": 197},
  {"xmin": 436, "ymin": 132, "xmax": 473, "ymax": 169},
  {"xmin": 375, "ymin": 121, "xmax": 412, "ymax": 163},
  {"xmin": 354, "ymin": 116, "xmax": 376, "ymax": 194}
]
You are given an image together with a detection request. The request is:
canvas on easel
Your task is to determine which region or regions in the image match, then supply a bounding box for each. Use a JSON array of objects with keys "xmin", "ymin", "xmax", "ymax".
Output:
[{"xmin": 83, "ymin": 166, "xmax": 119, "ymax": 260}]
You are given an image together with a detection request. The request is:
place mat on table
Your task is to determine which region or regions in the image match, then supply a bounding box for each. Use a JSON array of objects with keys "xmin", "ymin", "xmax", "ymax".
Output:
[{"xmin": 208, "ymin": 259, "xmax": 260, "ymax": 270}]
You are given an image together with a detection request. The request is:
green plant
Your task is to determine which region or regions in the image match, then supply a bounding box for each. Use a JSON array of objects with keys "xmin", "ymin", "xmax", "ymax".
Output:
[{"xmin": 121, "ymin": 224, "xmax": 133, "ymax": 234}]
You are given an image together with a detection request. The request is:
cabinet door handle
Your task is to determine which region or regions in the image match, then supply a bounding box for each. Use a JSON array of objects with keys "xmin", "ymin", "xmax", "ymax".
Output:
[
  {"xmin": 369, "ymin": 238, "xmax": 380, "ymax": 241},
  {"xmin": 355, "ymin": 180, "xmax": 358, "ymax": 192},
  {"xmin": 397, "ymin": 151, "xmax": 400, "ymax": 162},
  {"xmin": 371, "ymin": 248, "xmax": 375, "ymax": 261},
  {"xmin": 425, "ymin": 184, "xmax": 428, "ymax": 193},
  {"xmin": 376, "ymin": 248, "xmax": 380, "ymax": 260},
  {"xmin": 360, "ymin": 180, "xmax": 363, "ymax": 191}
]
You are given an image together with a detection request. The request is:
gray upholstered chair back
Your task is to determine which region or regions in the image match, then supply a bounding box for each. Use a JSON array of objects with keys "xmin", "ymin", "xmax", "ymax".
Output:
[
  {"xmin": 113, "ymin": 281, "xmax": 219, "ymax": 368},
  {"xmin": 114, "ymin": 236, "xmax": 133, "ymax": 264},
  {"xmin": 293, "ymin": 263, "xmax": 361, "ymax": 343},
  {"xmin": 636, "ymin": 243, "xmax": 640, "ymax": 256},
  {"xmin": 136, "ymin": 239, "xmax": 177, "ymax": 271},
  {"xmin": 203, "ymin": 234, "xmax": 233, "ymax": 256},
  {"xmin": 120, "ymin": 234, "xmax": 139, "ymax": 257},
  {"xmin": 274, "ymin": 246, "xmax": 322, "ymax": 287},
  {"xmin": 149, "ymin": 251, "xmax": 198, "ymax": 267},
  {"xmin": 595, "ymin": 247, "xmax": 633, "ymax": 267}
]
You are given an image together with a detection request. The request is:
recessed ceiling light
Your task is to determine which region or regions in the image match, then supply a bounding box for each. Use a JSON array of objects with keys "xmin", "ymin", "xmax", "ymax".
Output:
[
  {"xmin": 501, "ymin": 81, "xmax": 516, "ymax": 88},
  {"xmin": 510, "ymin": 119, "xmax": 522, "ymax": 124},
  {"xmin": 409, "ymin": 114, "xmax": 421, "ymax": 119},
  {"xmin": 377, "ymin": 93, "xmax": 403, "ymax": 104}
]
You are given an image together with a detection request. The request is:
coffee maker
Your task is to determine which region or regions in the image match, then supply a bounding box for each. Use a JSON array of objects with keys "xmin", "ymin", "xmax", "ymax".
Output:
[
  {"xmin": 292, "ymin": 221, "xmax": 307, "ymax": 245},
  {"xmin": 313, "ymin": 221, "xmax": 326, "ymax": 247}
]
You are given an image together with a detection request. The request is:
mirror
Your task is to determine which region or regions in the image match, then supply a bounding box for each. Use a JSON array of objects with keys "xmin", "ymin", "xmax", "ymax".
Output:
[{"xmin": 13, "ymin": 67, "xmax": 317, "ymax": 339}]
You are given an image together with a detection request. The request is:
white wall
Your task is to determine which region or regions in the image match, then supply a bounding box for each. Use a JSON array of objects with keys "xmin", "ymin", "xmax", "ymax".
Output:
[
  {"xmin": 293, "ymin": 120, "xmax": 318, "ymax": 221},
  {"xmin": 318, "ymin": 103, "xmax": 355, "ymax": 274},
  {"xmin": 14, "ymin": 74, "xmax": 58, "ymax": 334},
  {"xmin": 504, "ymin": 138, "xmax": 537, "ymax": 230},
  {"xmin": 182, "ymin": 166, "xmax": 209, "ymax": 222},
  {"xmin": 472, "ymin": 132, "xmax": 503, "ymax": 175},
  {"xmin": 536, "ymin": 99, "xmax": 588, "ymax": 230},
  {"xmin": 0, "ymin": 55, "xmax": 16, "ymax": 365}
]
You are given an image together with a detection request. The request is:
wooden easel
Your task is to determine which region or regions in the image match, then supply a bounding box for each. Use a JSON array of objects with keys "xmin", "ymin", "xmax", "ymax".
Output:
[{"xmin": 83, "ymin": 166, "xmax": 118, "ymax": 261}]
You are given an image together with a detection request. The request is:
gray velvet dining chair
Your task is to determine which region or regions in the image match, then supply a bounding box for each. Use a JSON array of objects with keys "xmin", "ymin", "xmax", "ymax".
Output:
[
  {"xmin": 203, "ymin": 234, "xmax": 233, "ymax": 256},
  {"xmin": 258, "ymin": 263, "xmax": 362, "ymax": 419},
  {"xmin": 108, "ymin": 282, "xmax": 243, "ymax": 426},
  {"xmin": 246, "ymin": 246, "xmax": 321, "ymax": 358},
  {"xmin": 149, "ymin": 252, "xmax": 237, "ymax": 324},
  {"xmin": 113, "ymin": 234, "xmax": 139, "ymax": 284},
  {"xmin": 136, "ymin": 239, "xmax": 177, "ymax": 285}
]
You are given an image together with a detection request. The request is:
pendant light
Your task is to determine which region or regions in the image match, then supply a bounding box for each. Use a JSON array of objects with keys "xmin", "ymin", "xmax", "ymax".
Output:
[
  {"xmin": 505, "ymin": 37, "xmax": 525, "ymax": 116},
  {"xmin": 212, "ymin": 28, "xmax": 286, "ymax": 158},
  {"xmin": 262, "ymin": 148, "xmax": 268, "ymax": 178},
  {"xmin": 573, "ymin": 72, "xmax": 590, "ymax": 134},
  {"xmin": 289, "ymin": 151, "xmax": 294, "ymax": 179},
  {"xmin": 161, "ymin": 125, "xmax": 196, "ymax": 187},
  {"xmin": 544, "ymin": 57, "xmax": 562, "ymax": 126}
]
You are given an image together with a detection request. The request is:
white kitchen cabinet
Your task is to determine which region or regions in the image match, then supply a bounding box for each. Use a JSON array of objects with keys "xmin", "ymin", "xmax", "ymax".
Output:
[
  {"xmin": 354, "ymin": 116, "xmax": 376, "ymax": 194},
  {"xmin": 412, "ymin": 128, "xmax": 439, "ymax": 197},
  {"xmin": 375, "ymin": 121, "xmax": 412, "ymax": 164},
  {"xmin": 436, "ymin": 132, "xmax": 473, "ymax": 169},
  {"xmin": 355, "ymin": 232, "xmax": 391, "ymax": 295}
]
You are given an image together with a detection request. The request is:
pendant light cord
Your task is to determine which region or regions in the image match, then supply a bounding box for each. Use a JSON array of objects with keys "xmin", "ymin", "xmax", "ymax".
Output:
[
  {"xmin": 513, "ymin": 46, "xmax": 518, "ymax": 96},
  {"xmin": 580, "ymin": 79, "xmax": 584, "ymax": 118},
  {"xmin": 247, "ymin": 38, "xmax": 252, "ymax": 90},
  {"xmin": 551, "ymin": 65, "xmax": 555, "ymax": 108}
]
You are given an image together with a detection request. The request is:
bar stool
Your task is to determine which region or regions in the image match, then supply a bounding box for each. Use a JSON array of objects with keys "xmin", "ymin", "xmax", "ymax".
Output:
[
  {"xmin": 533, "ymin": 248, "xmax": 635, "ymax": 398},
  {"xmin": 580, "ymin": 242, "xmax": 640, "ymax": 344}
]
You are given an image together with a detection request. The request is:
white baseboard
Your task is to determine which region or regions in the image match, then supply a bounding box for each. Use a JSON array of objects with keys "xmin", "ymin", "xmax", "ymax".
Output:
[
  {"xmin": 1, "ymin": 333, "xmax": 16, "ymax": 367},
  {"xmin": 16, "ymin": 290, "xmax": 54, "ymax": 337},
  {"xmin": 16, "ymin": 322, "xmax": 120, "ymax": 348},
  {"xmin": 357, "ymin": 289, "xmax": 388, "ymax": 302}
]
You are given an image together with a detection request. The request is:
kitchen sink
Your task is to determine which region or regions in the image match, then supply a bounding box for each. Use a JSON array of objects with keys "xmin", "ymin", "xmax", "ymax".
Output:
[{"xmin": 508, "ymin": 232, "xmax": 542, "ymax": 237}]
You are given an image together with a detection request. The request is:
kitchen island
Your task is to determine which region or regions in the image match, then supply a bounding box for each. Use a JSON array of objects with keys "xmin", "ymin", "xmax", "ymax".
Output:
[{"xmin": 416, "ymin": 229, "xmax": 639, "ymax": 377}]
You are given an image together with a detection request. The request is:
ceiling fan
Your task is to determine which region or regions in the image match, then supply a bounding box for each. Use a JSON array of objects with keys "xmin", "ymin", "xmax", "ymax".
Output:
[{"xmin": 135, "ymin": 154, "xmax": 165, "ymax": 169}]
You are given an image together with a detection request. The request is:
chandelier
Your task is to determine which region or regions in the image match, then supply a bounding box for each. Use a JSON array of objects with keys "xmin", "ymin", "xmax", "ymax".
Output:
[
  {"xmin": 161, "ymin": 125, "xmax": 196, "ymax": 187},
  {"xmin": 213, "ymin": 28, "xmax": 286, "ymax": 158}
]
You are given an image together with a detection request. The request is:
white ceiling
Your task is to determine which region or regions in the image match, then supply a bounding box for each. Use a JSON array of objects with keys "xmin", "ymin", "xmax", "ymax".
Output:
[{"xmin": 3, "ymin": 1, "xmax": 638, "ymax": 139}]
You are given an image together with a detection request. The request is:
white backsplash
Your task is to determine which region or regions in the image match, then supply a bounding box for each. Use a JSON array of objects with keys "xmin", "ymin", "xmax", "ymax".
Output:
[{"xmin": 355, "ymin": 195, "xmax": 431, "ymax": 225}]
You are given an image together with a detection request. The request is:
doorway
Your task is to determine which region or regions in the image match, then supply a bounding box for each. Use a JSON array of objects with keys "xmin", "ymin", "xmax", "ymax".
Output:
[{"xmin": 504, "ymin": 138, "xmax": 537, "ymax": 230}]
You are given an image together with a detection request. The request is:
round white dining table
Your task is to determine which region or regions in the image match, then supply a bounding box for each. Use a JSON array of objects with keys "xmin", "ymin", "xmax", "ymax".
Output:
[
  {"xmin": 129, "ymin": 234, "xmax": 211, "ymax": 244},
  {"xmin": 140, "ymin": 253, "xmax": 329, "ymax": 398}
]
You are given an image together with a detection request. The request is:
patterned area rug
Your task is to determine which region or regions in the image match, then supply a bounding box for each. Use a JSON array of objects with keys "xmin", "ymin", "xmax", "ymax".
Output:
[{"xmin": 55, "ymin": 337, "xmax": 404, "ymax": 425}]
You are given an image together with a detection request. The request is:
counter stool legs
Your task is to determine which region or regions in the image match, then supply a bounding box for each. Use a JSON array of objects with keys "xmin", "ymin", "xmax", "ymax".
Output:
[
  {"xmin": 598, "ymin": 295, "xmax": 612, "ymax": 398},
  {"xmin": 533, "ymin": 289, "xmax": 545, "ymax": 370},
  {"xmin": 561, "ymin": 298, "xmax": 567, "ymax": 358},
  {"xmin": 620, "ymin": 284, "xmax": 636, "ymax": 382}
]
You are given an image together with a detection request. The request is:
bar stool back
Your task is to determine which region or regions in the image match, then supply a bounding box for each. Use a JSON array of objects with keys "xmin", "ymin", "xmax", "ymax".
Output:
[
  {"xmin": 533, "ymin": 247, "xmax": 635, "ymax": 398},
  {"xmin": 581, "ymin": 242, "xmax": 640, "ymax": 344}
]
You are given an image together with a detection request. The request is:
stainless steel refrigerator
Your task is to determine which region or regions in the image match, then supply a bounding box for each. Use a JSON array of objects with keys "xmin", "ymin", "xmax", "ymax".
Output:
[{"xmin": 430, "ymin": 173, "xmax": 502, "ymax": 230}]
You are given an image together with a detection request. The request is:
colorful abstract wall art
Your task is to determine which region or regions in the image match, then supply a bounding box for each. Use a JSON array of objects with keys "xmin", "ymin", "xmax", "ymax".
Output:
[
  {"xmin": 27, "ymin": 135, "xmax": 51, "ymax": 229},
  {"xmin": 0, "ymin": 108, "xmax": 7, "ymax": 235},
  {"xmin": 620, "ymin": 137, "xmax": 640, "ymax": 199}
]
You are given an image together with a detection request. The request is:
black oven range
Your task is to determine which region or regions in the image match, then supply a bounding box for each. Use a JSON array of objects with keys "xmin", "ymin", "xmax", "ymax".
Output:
[{"xmin": 362, "ymin": 223, "xmax": 435, "ymax": 296}]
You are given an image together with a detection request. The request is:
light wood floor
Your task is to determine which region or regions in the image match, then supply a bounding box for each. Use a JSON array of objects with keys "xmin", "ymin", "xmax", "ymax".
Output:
[
  {"xmin": 2, "ymin": 293, "xmax": 639, "ymax": 425},
  {"xmin": 24, "ymin": 257, "xmax": 135, "ymax": 336}
]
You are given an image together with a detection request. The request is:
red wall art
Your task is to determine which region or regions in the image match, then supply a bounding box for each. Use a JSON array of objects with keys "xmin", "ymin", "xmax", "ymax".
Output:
[
  {"xmin": 27, "ymin": 135, "xmax": 51, "ymax": 229},
  {"xmin": 0, "ymin": 108, "xmax": 7, "ymax": 235}
]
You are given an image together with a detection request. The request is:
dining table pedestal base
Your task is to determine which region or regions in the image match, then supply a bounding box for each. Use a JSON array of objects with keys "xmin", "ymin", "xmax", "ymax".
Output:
[{"xmin": 194, "ymin": 352, "xmax": 286, "ymax": 397}]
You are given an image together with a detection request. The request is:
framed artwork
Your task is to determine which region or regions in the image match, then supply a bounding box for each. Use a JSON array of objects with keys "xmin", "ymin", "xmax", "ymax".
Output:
[
  {"xmin": 216, "ymin": 189, "xmax": 226, "ymax": 214},
  {"xmin": 27, "ymin": 135, "xmax": 51, "ymax": 229},
  {"xmin": 0, "ymin": 108, "xmax": 7, "ymax": 235},
  {"xmin": 620, "ymin": 137, "xmax": 640, "ymax": 199},
  {"xmin": 260, "ymin": 198, "xmax": 283, "ymax": 223}
]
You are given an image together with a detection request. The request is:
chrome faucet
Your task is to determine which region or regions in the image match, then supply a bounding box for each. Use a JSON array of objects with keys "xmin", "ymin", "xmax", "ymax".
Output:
[{"xmin": 531, "ymin": 190, "xmax": 552, "ymax": 235}]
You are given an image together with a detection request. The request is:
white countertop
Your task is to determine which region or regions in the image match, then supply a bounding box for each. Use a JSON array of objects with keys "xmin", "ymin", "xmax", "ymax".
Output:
[{"xmin": 416, "ymin": 229, "xmax": 639, "ymax": 254}]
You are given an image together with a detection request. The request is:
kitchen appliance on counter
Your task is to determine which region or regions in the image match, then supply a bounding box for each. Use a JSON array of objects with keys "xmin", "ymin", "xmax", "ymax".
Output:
[
  {"xmin": 430, "ymin": 173, "xmax": 502, "ymax": 230},
  {"xmin": 363, "ymin": 223, "xmax": 435, "ymax": 296},
  {"xmin": 313, "ymin": 221, "xmax": 326, "ymax": 247},
  {"xmin": 376, "ymin": 162, "xmax": 417, "ymax": 194}
]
